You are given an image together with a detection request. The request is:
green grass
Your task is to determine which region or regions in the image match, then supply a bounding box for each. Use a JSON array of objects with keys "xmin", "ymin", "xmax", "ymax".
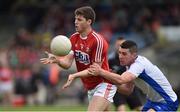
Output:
[
  {"xmin": 0, "ymin": 105, "xmax": 179, "ymax": 111},
  {"xmin": 0, "ymin": 105, "xmax": 87, "ymax": 111}
]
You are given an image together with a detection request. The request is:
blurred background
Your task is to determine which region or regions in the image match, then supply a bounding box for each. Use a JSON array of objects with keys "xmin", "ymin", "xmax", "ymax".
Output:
[{"xmin": 0, "ymin": 0, "xmax": 180, "ymax": 111}]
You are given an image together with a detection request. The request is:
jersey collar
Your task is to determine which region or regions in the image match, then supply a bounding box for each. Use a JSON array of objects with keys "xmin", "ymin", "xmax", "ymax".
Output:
[{"xmin": 80, "ymin": 30, "xmax": 93, "ymax": 40}]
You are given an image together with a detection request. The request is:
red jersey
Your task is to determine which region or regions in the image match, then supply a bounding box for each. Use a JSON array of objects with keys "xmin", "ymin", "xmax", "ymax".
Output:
[{"xmin": 70, "ymin": 30, "xmax": 111, "ymax": 90}]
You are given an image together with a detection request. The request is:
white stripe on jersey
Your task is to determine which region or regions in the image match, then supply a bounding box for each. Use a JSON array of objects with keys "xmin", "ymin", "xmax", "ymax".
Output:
[{"xmin": 92, "ymin": 32, "xmax": 103, "ymax": 62}]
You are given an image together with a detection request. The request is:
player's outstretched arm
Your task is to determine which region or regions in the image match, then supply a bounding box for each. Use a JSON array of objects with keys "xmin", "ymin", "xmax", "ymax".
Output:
[
  {"xmin": 40, "ymin": 51, "xmax": 74, "ymax": 69},
  {"xmin": 89, "ymin": 63, "xmax": 136, "ymax": 84},
  {"xmin": 62, "ymin": 69, "xmax": 91, "ymax": 89},
  {"xmin": 62, "ymin": 74, "xmax": 75, "ymax": 89}
]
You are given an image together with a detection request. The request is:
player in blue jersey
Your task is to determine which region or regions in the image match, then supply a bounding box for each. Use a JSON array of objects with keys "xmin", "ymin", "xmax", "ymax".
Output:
[{"xmin": 88, "ymin": 40, "xmax": 179, "ymax": 111}]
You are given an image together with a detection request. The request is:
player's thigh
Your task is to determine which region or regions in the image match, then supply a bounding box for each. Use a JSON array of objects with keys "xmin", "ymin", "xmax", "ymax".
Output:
[
  {"xmin": 88, "ymin": 96, "xmax": 110, "ymax": 111},
  {"xmin": 88, "ymin": 83, "xmax": 117, "ymax": 102},
  {"xmin": 87, "ymin": 83, "xmax": 117, "ymax": 111}
]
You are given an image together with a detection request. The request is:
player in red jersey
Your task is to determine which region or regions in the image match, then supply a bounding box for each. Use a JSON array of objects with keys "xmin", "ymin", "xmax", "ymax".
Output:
[{"xmin": 40, "ymin": 6, "xmax": 117, "ymax": 111}]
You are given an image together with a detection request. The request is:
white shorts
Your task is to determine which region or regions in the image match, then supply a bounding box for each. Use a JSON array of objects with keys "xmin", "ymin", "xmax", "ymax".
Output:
[{"xmin": 87, "ymin": 82, "xmax": 117, "ymax": 103}]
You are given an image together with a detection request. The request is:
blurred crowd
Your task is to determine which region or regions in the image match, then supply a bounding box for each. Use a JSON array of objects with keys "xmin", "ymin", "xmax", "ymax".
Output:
[{"xmin": 0, "ymin": 0, "xmax": 180, "ymax": 107}]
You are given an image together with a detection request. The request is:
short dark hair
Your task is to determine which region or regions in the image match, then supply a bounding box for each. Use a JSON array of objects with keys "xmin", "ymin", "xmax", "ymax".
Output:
[
  {"xmin": 117, "ymin": 36, "xmax": 124, "ymax": 41},
  {"xmin": 75, "ymin": 6, "xmax": 96, "ymax": 24},
  {"xmin": 120, "ymin": 40, "xmax": 138, "ymax": 53}
]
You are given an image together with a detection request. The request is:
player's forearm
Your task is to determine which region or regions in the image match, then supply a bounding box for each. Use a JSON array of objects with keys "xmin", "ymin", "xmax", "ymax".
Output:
[
  {"xmin": 99, "ymin": 69, "xmax": 127, "ymax": 85},
  {"xmin": 56, "ymin": 55, "xmax": 74, "ymax": 69},
  {"xmin": 72, "ymin": 69, "xmax": 90, "ymax": 78},
  {"xmin": 57, "ymin": 59, "xmax": 71, "ymax": 69}
]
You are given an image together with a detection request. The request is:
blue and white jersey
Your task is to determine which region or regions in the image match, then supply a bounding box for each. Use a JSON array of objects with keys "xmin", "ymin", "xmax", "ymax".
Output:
[{"xmin": 127, "ymin": 55, "xmax": 177, "ymax": 104}]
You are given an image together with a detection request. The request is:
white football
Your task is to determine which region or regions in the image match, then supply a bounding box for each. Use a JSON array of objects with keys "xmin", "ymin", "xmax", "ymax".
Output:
[{"xmin": 50, "ymin": 35, "xmax": 72, "ymax": 56}]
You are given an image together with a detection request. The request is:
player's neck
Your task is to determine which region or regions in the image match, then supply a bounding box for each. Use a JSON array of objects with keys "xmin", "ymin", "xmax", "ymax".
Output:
[{"xmin": 80, "ymin": 26, "xmax": 92, "ymax": 38}]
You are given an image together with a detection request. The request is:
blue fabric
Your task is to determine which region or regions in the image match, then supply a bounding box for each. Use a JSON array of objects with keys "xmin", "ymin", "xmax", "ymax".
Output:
[
  {"xmin": 142, "ymin": 99, "xmax": 179, "ymax": 111},
  {"xmin": 139, "ymin": 70, "xmax": 174, "ymax": 103}
]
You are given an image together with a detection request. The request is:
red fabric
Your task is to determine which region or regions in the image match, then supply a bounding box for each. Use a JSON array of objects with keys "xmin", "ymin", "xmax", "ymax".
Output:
[
  {"xmin": 70, "ymin": 30, "xmax": 111, "ymax": 90},
  {"xmin": 104, "ymin": 83, "xmax": 112, "ymax": 99}
]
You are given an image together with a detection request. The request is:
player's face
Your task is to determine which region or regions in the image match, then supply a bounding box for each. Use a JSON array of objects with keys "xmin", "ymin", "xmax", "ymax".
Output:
[
  {"xmin": 74, "ymin": 15, "xmax": 90, "ymax": 33},
  {"xmin": 118, "ymin": 47, "xmax": 135, "ymax": 66}
]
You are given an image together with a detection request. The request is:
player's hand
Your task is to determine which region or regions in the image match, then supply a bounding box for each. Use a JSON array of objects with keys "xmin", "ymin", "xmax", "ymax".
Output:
[
  {"xmin": 88, "ymin": 63, "xmax": 101, "ymax": 76},
  {"xmin": 62, "ymin": 74, "xmax": 75, "ymax": 89},
  {"xmin": 40, "ymin": 51, "xmax": 58, "ymax": 64}
]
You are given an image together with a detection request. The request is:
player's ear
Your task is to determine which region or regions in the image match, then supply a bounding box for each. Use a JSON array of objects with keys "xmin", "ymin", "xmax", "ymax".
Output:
[
  {"xmin": 87, "ymin": 19, "xmax": 92, "ymax": 25},
  {"xmin": 132, "ymin": 52, "xmax": 137, "ymax": 59}
]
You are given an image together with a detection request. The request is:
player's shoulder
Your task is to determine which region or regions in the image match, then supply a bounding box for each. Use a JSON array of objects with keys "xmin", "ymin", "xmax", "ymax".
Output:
[
  {"xmin": 91, "ymin": 31, "xmax": 108, "ymax": 44},
  {"xmin": 91, "ymin": 31, "xmax": 104, "ymax": 39},
  {"xmin": 132, "ymin": 55, "xmax": 154, "ymax": 70},
  {"xmin": 70, "ymin": 32, "xmax": 79, "ymax": 38},
  {"xmin": 136, "ymin": 56, "xmax": 151, "ymax": 64}
]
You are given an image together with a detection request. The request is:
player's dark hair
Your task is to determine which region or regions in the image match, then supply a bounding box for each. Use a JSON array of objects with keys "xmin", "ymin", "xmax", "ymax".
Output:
[
  {"xmin": 75, "ymin": 6, "xmax": 96, "ymax": 24},
  {"xmin": 117, "ymin": 36, "xmax": 124, "ymax": 41},
  {"xmin": 120, "ymin": 40, "xmax": 138, "ymax": 53}
]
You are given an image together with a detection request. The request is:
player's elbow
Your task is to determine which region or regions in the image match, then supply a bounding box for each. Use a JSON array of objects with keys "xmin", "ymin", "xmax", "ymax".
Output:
[
  {"xmin": 125, "ymin": 83, "xmax": 134, "ymax": 95},
  {"xmin": 116, "ymin": 83, "xmax": 134, "ymax": 96},
  {"xmin": 117, "ymin": 87, "xmax": 133, "ymax": 96},
  {"xmin": 126, "ymin": 86, "xmax": 134, "ymax": 95},
  {"xmin": 123, "ymin": 91, "xmax": 132, "ymax": 96},
  {"xmin": 60, "ymin": 62, "xmax": 72, "ymax": 69}
]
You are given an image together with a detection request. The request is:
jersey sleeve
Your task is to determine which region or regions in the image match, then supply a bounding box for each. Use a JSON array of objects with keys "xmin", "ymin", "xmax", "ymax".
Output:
[{"xmin": 127, "ymin": 62, "xmax": 144, "ymax": 77}]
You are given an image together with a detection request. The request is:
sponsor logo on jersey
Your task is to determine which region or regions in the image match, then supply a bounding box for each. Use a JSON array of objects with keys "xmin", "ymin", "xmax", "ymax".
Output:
[{"xmin": 75, "ymin": 50, "xmax": 90, "ymax": 65}]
